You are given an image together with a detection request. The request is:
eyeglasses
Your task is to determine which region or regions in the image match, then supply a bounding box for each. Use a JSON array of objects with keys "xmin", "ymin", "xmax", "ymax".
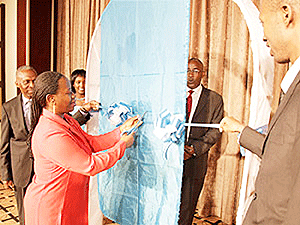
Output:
[{"xmin": 187, "ymin": 69, "xmax": 202, "ymax": 74}]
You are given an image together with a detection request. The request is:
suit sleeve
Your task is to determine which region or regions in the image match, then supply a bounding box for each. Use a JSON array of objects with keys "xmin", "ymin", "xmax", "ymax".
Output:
[
  {"xmin": 188, "ymin": 96, "xmax": 224, "ymax": 156},
  {"xmin": 38, "ymin": 130, "xmax": 126, "ymax": 177},
  {"xmin": 239, "ymin": 126, "xmax": 265, "ymax": 158},
  {"xmin": 0, "ymin": 105, "xmax": 13, "ymax": 181},
  {"xmin": 86, "ymin": 128, "xmax": 123, "ymax": 153},
  {"xmin": 65, "ymin": 114, "xmax": 122, "ymax": 153},
  {"xmin": 72, "ymin": 110, "xmax": 90, "ymax": 126}
]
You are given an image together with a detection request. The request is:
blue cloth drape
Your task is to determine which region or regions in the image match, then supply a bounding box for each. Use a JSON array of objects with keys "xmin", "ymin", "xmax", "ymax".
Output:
[{"xmin": 97, "ymin": 1, "xmax": 190, "ymax": 224}]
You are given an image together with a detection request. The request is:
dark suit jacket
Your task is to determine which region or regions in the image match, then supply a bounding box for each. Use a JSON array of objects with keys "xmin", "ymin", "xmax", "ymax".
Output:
[
  {"xmin": 184, "ymin": 86, "xmax": 224, "ymax": 179},
  {"xmin": 0, "ymin": 94, "xmax": 32, "ymax": 187},
  {"xmin": 240, "ymin": 71, "xmax": 300, "ymax": 225},
  {"xmin": 0, "ymin": 94, "xmax": 89, "ymax": 188}
]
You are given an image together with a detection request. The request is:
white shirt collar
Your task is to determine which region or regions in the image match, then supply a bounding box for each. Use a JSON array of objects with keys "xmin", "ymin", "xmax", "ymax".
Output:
[
  {"xmin": 22, "ymin": 94, "xmax": 31, "ymax": 106},
  {"xmin": 281, "ymin": 56, "xmax": 300, "ymax": 94},
  {"xmin": 186, "ymin": 84, "xmax": 203, "ymax": 96}
]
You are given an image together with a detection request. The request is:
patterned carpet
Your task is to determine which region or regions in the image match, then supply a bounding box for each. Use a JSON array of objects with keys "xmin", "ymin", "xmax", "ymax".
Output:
[
  {"xmin": 103, "ymin": 215, "xmax": 228, "ymax": 225},
  {"xmin": 0, "ymin": 180, "xmax": 228, "ymax": 225},
  {"xmin": 0, "ymin": 181, "xmax": 19, "ymax": 224}
]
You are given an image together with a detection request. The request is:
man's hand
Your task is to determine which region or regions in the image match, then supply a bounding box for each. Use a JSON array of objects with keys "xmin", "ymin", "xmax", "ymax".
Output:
[
  {"xmin": 2, "ymin": 180, "xmax": 14, "ymax": 189},
  {"xmin": 220, "ymin": 116, "xmax": 246, "ymax": 133},
  {"xmin": 81, "ymin": 100, "xmax": 100, "ymax": 112},
  {"xmin": 184, "ymin": 145, "xmax": 195, "ymax": 160}
]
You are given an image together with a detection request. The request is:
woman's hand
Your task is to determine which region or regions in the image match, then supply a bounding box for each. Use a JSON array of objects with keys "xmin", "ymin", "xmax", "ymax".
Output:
[
  {"xmin": 119, "ymin": 116, "xmax": 142, "ymax": 133},
  {"xmin": 219, "ymin": 116, "xmax": 245, "ymax": 133},
  {"xmin": 119, "ymin": 115, "xmax": 144, "ymax": 148},
  {"xmin": 121, "ymin": 133, "xmax": 135, "ymax": 148},
  {"xmin": 81, "ymin": 100, "xmax": 100, "ymax": 113}
]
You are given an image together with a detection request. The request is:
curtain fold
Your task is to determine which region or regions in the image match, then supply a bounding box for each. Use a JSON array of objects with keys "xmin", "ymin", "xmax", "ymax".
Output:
[
  {"xmin": 56, "ymin": 0, "xmax": 109, "ymax": 77},
  {"xmin": 56, "ymin": 0, "xmax": 286, "ymax": 223}
]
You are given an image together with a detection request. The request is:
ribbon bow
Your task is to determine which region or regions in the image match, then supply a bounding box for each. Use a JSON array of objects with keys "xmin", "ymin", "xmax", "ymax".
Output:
[
  {"xmin": 106, "ymin": 102, "xmax": 133, "ymax": 127},
  {"xmin": 153, "ymin": 109, "xmax": 185, "ymax": 159}
]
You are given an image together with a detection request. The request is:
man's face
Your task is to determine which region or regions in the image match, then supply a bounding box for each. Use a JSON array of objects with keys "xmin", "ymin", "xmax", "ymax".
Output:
[
  {"xmin": 260, "ymin": 1, "xmax": 290, "ymax": 63},
  {"xmin": 187, "ymin": 60, "xmax": 204, "ymax": 89},
  {"xmin": 15, "ymin": 70, "xmax": 37, "ymax": 99}
]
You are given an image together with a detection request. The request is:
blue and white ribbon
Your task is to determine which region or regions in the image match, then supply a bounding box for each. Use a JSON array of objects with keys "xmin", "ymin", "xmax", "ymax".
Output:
[
  {"xmin": 106, "ymin": 102, "xmax": 133, "ymax": 127},
  {"xmin": 153, "ymin": 109, "xmax": 185, "ymax": 143},
  {"xmin": 153, "ymin": 109, "xmax": 185, "ymax": 159}
]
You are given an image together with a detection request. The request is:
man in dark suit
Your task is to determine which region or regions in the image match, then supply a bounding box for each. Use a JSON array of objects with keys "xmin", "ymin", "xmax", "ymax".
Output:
[
  {"xmin": 178, "ymin": 58, "xmax": 224, "ymax": 225},
  {"xmin": 0, "ymin": 66, "xmax": 37, "ymax": 225},
  {"xmin": 0, "ymin": 66, "xmax": 93, "ymax": 225},
  {"xmin": 220, "ymin": 0, "xmax": 300, "ymax": 224}
]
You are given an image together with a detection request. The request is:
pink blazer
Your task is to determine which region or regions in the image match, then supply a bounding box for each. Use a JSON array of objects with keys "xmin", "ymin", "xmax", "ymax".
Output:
[{"xmin": 24, "ymin": 109, "xmax": 126, "ymax": 225}]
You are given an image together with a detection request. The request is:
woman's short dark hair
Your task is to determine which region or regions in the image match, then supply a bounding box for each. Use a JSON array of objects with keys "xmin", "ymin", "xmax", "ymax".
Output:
[{"xmin": 70, "ymin": 69, "xmax": 86, "ymax": 93}]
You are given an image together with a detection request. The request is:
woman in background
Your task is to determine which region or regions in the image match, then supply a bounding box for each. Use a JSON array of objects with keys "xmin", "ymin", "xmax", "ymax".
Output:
[
  {"xmin": 24, "ymin": 71, "xmax": 139, "ymax": 225},
  {"xmin": 70, "ymin": 69, "xmax": 99, "ymax": 126}
]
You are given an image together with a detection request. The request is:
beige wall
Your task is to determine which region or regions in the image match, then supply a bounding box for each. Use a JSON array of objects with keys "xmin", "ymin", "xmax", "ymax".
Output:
[{"xmin": 1, "ymin": 0, "xmax": 17, "ymax": 101}]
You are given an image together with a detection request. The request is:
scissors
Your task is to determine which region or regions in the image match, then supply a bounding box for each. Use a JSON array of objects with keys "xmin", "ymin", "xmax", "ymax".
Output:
[{"xmin": 121, "ymin": 111, "xmax": 147, "ymax": 136}]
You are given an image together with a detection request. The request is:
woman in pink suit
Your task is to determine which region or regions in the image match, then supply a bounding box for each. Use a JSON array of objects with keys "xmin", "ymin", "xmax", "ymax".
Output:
[{"xmin": 24, "ymin": 71, "xmax": 138, "ymax": 225}]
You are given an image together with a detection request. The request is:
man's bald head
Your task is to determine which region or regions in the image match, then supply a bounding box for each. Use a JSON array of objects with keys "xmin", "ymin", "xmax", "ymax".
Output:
[
  {"xmin": 259, "ymin": 0, "xmax": 300, "ymax": 64},
  {"xmin": 261, "ymin": 0, "xmax": 300, "ymax": 11}
]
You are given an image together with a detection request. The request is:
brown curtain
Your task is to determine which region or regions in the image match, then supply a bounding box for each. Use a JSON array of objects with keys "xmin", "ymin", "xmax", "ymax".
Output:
[
  {"xmin": 56, "ymin": 0, "xmax": 110, "ymax": 77},
  {"xmin": 189, "ymin": 0, "xmax": 286, "ymax": 223},
  {"xmin": 56, "ymin": 0, "xmax": 286, "ymax": 224},
  {"xmin": 190, "ymin": 1, "xmax": 253, "ymax": 222}
]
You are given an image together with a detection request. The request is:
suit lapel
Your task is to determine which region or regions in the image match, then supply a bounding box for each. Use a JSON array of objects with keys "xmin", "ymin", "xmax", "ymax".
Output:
[
  {"xmin": 192, "ymin": 86, "xmax": 209, "ymax": 121},
  {"xmin": 265, "ymin": 71, "xmax": 300, "ymax": 140},
  {"xmin": 16, "ymin": 94, "xmax": 28, "ymax": 132}
]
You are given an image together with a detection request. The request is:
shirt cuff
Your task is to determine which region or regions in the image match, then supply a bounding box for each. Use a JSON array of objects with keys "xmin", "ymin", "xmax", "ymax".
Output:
[
  {"xmin": 79, "ymin": 108, "xmax": 89, "ymax": 117},
  {"xmin": 237, "ymin": 126, "xmax": 246, "ymax": 144}
]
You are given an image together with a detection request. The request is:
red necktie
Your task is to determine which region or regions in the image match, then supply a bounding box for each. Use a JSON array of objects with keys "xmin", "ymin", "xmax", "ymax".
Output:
[{"xmin": 187, "ymin": 90, "xmax": 194, "ymax": 119}]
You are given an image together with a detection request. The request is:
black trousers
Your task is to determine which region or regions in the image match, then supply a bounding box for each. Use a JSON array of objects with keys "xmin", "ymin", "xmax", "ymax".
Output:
[
  {"xmin": 15, "ymin": 170, "xmax": 34, "ymax": 225},
  {"xmin": 15, "ymin": 185, "xmax": 27, "ymax": 225},
  {"xmin": 178, "ymin": 176, "xmax": 205, "ymax": 225}
]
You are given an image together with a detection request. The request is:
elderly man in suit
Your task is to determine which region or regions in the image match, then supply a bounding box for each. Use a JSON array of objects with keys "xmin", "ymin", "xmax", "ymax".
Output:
[
  {"xmin": 220, "ymin": 0, "xmax": 300, "ymax": 224},
  {"xmin": 0, "ymin": 66, "xmax": 37, "ymax": 225},
  {"xmin": 0, "ymin": 66, "xmax": 94, "ymax": 225},
  {"xmin": 178, "ymin": 58, "xmax": 224, "ymax": 225}
]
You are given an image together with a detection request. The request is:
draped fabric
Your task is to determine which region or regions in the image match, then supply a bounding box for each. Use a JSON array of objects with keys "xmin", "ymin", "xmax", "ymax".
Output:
[
  {"xmin": 87, "ymin": 2, "xmax": 190, "ymax": 224},
  {"xmin": 56, "ymin": 0, "xmax": 287, "ymax": 224}
]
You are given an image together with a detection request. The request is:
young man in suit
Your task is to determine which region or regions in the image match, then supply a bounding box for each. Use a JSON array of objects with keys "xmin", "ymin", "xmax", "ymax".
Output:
[
  {"xmin": 178, "ymin": 58, "xmax": 224, "ymax": 225},
  {"xmin": 220, "ymin": 0, "xmax": 300, "ymax": 224},
  {"xmin": 0, "ymin": 66, "xmax": 94, "ymax": 225}
]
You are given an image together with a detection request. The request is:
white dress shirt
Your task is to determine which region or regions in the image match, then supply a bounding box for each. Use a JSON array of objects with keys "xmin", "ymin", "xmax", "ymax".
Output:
[
  {"xmin": 22, "ymin": 95, "xmax": 32, "ymax": 129},
  {"xmin": 186, "ymin": 84, "xmax": 203, "ymax": 140},
  {"xmin": 281, "ymin": 56, "xmax": 300, "ymax": 94}
]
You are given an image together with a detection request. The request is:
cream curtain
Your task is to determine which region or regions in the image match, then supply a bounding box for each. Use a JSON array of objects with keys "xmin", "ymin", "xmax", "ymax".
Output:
[{"xmin": 56, "ymin": 0, "xmax": 286, "ymax": 224}]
